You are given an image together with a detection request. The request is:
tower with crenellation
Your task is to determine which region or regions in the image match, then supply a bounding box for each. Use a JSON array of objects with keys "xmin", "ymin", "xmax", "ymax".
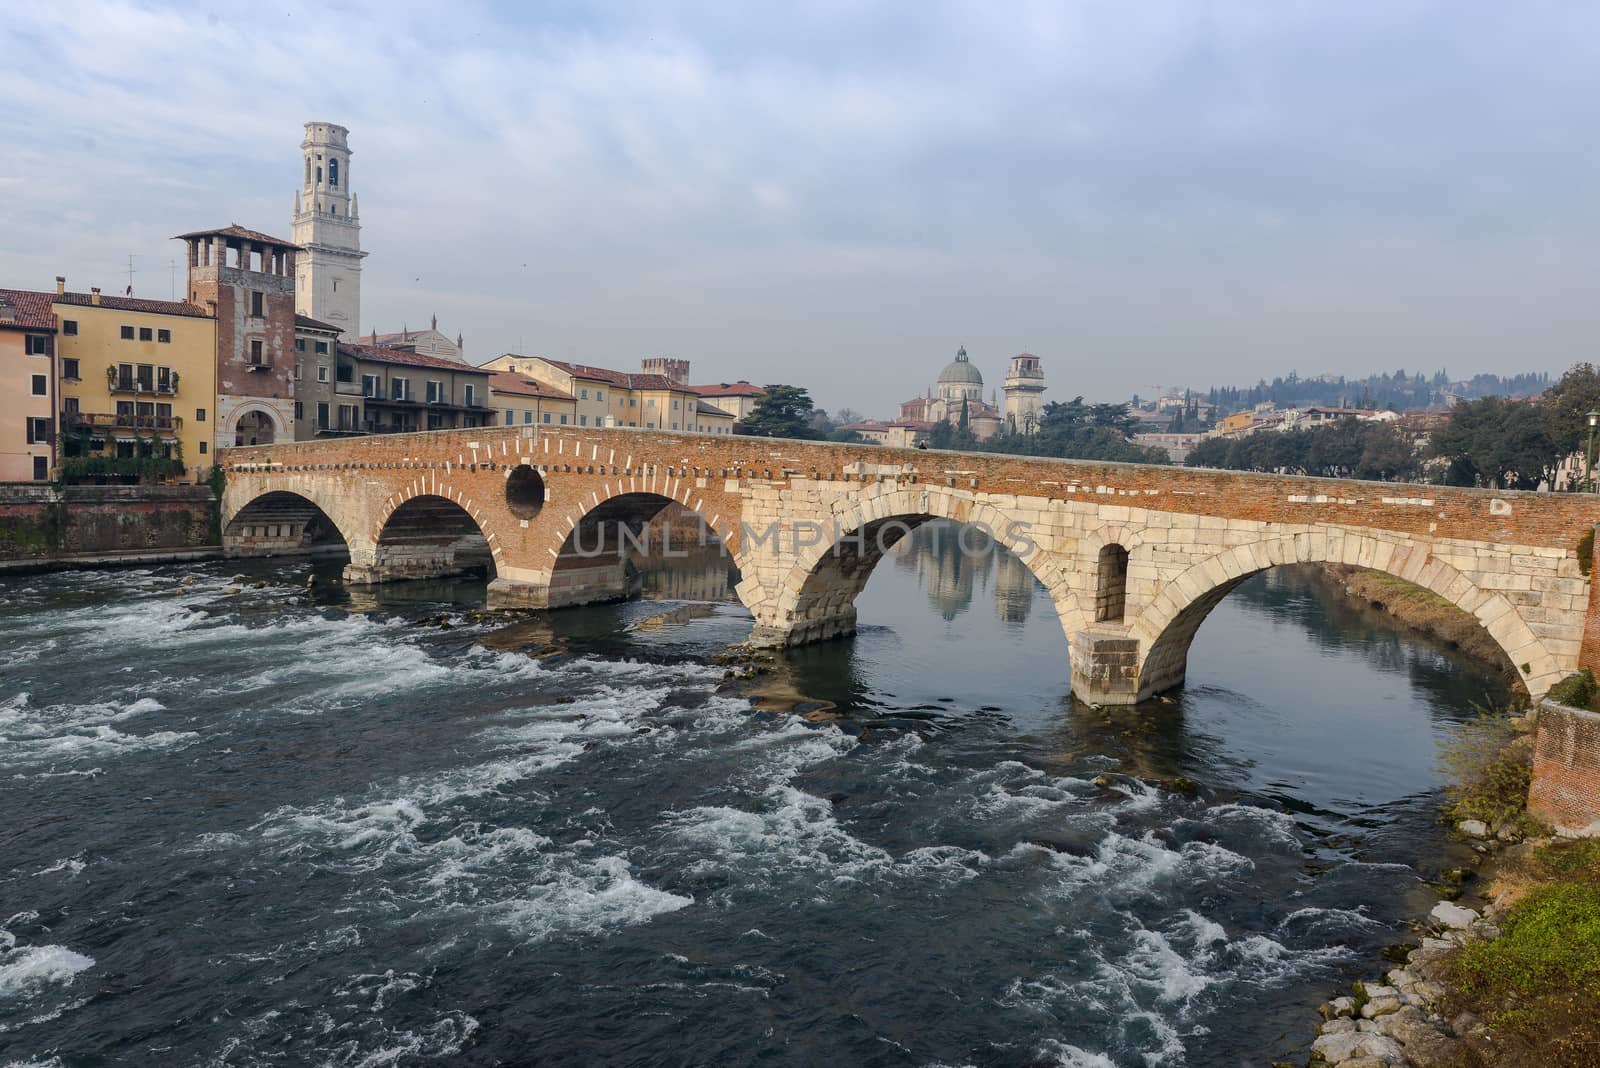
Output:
[{"xmin": 1003, "ymin": 353, "xmax": 1046, "ymax": 434}]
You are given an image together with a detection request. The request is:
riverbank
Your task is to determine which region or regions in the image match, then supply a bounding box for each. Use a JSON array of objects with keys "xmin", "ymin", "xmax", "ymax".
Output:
[{"xmin": 1304, "ymin": 705, "xmax": 1600, "ymax": 1068}]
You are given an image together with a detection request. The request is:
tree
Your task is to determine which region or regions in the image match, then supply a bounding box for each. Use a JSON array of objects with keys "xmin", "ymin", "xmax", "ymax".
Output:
[
  {"xmin": 1431, "ymin": 396, "xmax": 1557, "ymax": 490},
  {"xmin": 738, "ymin": 384, "xmax": 818, "ymax": 439},
  {"xmin": 1541, "ymin": 363, "xmax": 1600, "ymax": 470}
]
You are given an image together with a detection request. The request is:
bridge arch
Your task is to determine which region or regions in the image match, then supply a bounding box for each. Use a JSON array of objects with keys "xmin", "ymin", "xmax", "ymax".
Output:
[
  {"xmin": 538, "ymin": 487, "xmax": 742, "ymax": 609},
  {"xmin": 223, "ymin": 487, "xmax": 359, "ymax": 557},
  {"xmin": 347, "ymin": 483, "xmax": 503, "ymax": 585},
  {"xmin": 758, "ymin": 485, "xmax": 1081, "ymax": 647},
  {"xmin": 1131, "ymin": 530, "xmax": 1555, "ymax": 701}
]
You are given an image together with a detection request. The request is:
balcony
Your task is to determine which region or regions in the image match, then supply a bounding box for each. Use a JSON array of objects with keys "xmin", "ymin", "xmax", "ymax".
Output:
[
  {"xmin": 106, "ymin": 367, "xmax": 180, "ymax": 396},
  {"xmin": 67, "ymin": 411, "xmax": 184, "ymax": 434}
]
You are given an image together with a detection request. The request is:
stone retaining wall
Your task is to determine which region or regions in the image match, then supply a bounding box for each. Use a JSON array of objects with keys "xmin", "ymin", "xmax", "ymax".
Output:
[{"xmin": 0, "ymin": 483, "xmax": 217, "ymax": 562}]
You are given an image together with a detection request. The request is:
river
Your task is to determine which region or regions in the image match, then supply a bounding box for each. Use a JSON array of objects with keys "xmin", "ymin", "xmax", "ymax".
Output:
[{"xmin": 0, "ymin": 521, "xmax": 1498, "ymax": 1067}]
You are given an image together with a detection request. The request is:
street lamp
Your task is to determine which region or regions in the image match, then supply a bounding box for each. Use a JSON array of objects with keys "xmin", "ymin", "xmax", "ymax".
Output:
[{"xmin": 1587, "ymin": 410, "xmax": 1599, "ymax": 492}]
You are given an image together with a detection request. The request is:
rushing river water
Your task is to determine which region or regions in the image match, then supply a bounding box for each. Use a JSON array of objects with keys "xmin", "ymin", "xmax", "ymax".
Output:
[{"xmin": 0, "ymin": 522, "xmax": 1499, "ymax": 1067}]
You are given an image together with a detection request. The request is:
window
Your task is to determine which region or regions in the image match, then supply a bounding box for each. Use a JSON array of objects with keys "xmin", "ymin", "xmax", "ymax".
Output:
[
  {"xmin": 33, "ymin": 456, "xmax": 47, "ymax": 481},
  {"xmin": 524, "ymin": 411, "xmax": 532, "ymax": 424},
  {"xmin": 579, "ymin": 415, "xmax": 588, "ymax": 426},
  {"xmin": 317, "ymin": 402, "xmax": 329, "ymax": 430},
  {"xmin": 646, "ymin": 421, "xmax": 654, "ymax": 429},
  {"xmin": 314, "ymin": 340, "xmax": 328, "ymax": 355},
  {"xmin": 543, "ymin": 413, "xmax": 552, "ymax": 424},
  {"xmin": 26, "ymin": 417, "xmax": 51, "ymax": 445},
  {"xmin": 306, "ymin": 157, "xmax": 311, "ymax": 183},
  {"xmin": 629, "ymin": 398, "xmax": 636, "ymax": 407},
  {"xmin": 392, "ymin": 377, "xmax": 410, "ymax": 401},
  {"xmin": 196, "ymin": 408, "xmax": 206, "ymax": 422},
  {"xmin": 62, "ymin": 320, "xmax": 77, "ymax": 336},
  {"xmin": 596, "ymin": 390, "xmax": 604, "ymax": 402},
  {"xmin": 157, "ymin": 329, "xmax": 171, "ymax": 343},
  {"xmin": 250, "ymin": 291, "xmax": 264, "ymax": 317},
  {"xmin": 580, "ymin": 388, "xmax": 588, "ymax": 400},
  {"xmin": 504, "ymin": 410, "xmax": 514, "ymax": 426},
  {"xmin": 295, "ymin": 338, "xmax": 306, "ymax": 352},
  {"xmin": 139, "ymin": 327, "xmax": 153, "ymax": 341},
  {"xmin": 426, "ymin": 380, "xmax": 443, "ymax": 403},
  {"xmin": 464, "ymin": 384, "xmax": 476, "ymax": 406},
  {"xmin": 339, "ymin": 404, "xmax": 358, "ymax": 430},
  {"xmin": 62, "ymin": 358, "xmax": 79, "ymax": 380},
  {"xmin": 294, "ymin": 401, "xmax": 304, "ymax": 420},
  {"xmin": 317, "ymin": 365, "xmax": 329, "ymax": 383},
  {"xmin": 31, "ymin": 374, "xmax": 46, "ymax": 396},
  {"xmin": 294, "ymin": 362, "xmax": 302, "ymax": 380},
  {"xmin": 120, "ymin": 325, "xmax": 134, "ymax": 340},
  {"xmin": 646, "ymin": 398, "xmax": 656, "ymax": 408},
  {"xmin": 672, "ymin": 399, "xmax": 680, "ymax": 410},
  {"xmin": 1095, "ymin": 544, "xmax": 1130, "ymax": 623},
  {"xmin": 156, "ymin": 367, "xmax": 173, "ymax": 393},
  {"xmin": 136, "ymin": 364, "xmax": 154, "ymax": 391},
  {"xmin": 26, "ymin": 334, "xmax": 51, "ymax": 355},
  {"xmin": 199, "ymin": 441, "xmax": 207, "ymax": 454},
  {"xmin": 329, "ymin": 158, "xmax": 339, "ymax": 188},
  {"xmin": 559, "ymin": 415, "xmax": 568, "ymax": 425},
  {"xmin": 362, "ymin": 374, "xmax": 380, "ymax": 398},
  {"xmin": 250, "ymin": 340, "xmax": 264, "ymax": 365}
]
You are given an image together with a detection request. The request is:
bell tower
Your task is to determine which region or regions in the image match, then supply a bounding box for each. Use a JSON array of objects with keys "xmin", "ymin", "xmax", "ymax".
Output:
[
  {"xmin": 1003, "ymin": 352, "xmax": 1046, "ymax": 434},
  {"xmin": 292, "ymin": 121, "xmax": 366, "ymax": 339}
]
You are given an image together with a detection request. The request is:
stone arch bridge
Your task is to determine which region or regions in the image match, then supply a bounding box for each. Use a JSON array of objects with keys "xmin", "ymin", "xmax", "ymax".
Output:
[{"xmin": 221, "ymin": 426, "xmax": 1600, "ymax": 705}]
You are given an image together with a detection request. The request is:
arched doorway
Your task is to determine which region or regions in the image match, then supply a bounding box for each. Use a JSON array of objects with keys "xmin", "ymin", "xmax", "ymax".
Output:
[{"xmin": 234, "ymin": 410, "xmax": 277, "ymax": 447}]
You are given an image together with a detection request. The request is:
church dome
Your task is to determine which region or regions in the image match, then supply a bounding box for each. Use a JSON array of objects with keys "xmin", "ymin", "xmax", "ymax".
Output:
[{"xmin": 937, "ymin": 346, "xmax": 984, "ymax": 387}]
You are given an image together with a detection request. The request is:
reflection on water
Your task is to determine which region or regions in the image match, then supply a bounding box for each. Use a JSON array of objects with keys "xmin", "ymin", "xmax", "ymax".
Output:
[{"xmin": 889, "ymin": 521, "xmax": 1035, "ymax": 624}]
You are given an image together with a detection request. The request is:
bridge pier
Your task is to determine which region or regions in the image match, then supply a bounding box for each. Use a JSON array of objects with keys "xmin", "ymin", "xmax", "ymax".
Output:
[
  {"xmin": 1070, "ymin": 629, "xmax": 1143, "ymax": 705},
  {"xmin": 224, "ymin": 519, "xmax": 315, "ymax": 557},
  {"xmin": 343, "ymin": 541, "xmax": 478, "ymax": 585}
]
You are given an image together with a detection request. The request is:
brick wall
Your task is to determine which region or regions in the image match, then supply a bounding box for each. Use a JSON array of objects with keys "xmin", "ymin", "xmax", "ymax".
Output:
[
  {"xmin": 0, "ymin": 484, "xmax": 216, "ymax": 560},
  {"xmin": 1530, "ymin": 699, "xmax": 1600, "ymax": 837}
]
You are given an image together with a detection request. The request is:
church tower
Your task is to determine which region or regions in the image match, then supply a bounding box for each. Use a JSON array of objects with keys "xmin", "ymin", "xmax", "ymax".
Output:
[
  {"xmin": 292, "ymin": 121, "xmax": 366, "ymax": 339},
  {"xmin": 1003, "ymin": 353, "xmax": 1046, "ymax": 434}
]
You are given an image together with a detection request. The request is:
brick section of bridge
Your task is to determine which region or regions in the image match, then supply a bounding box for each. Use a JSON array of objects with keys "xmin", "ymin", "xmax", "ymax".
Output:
[
  {"xmin": 220, "ymin": 425, "xmax": 1600, "ymax": 705},
  {"xmin": 1530, "ymin": 700, "xmax": 1600, "ymax": 837}
]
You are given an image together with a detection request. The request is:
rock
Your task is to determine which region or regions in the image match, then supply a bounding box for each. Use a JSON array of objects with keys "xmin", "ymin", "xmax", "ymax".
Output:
[
  {"xmin": 1340, "ymin": 1059, "xmax": 1390, "ymax": 1068},
  {"xmin": 1398, "ymin": 1028, "xmax": 1467, "ymax": 1068},
  {"xmin": 1311, "ymin": 1031, "xmax": 1406, "ymax": 1064},
  {"xmin": 1456, "ymin": 818, "xmax": 1489, "ymax": 838},
  {"xmin": 1372, "ymin": 1005, "xmax": 1425, "ymax": 1038},
  {"xmin": 1412, "ymin": 980, "xmax": 1447, "ymax": 1003},
  {"xmin": 1430, "ymin": 901, "xmax": 1479, "ymax": 929},
  {"xmin": 1419, "ymin": 936, "xmax": 1455, "ymax": 953},
  {"xmin": 1319, "ymin": 1017, "xmax": 1357, "ymax": 1036},
  {"xmin": 1451, "ymin": 1011, "xmax": 1484, "ymax": 1037},
  {"xmin": 1469, "ymin": 923, "xmax": 1502, "ymax": 942},
  {"xmin": 1326, "ymin": 995, "xmax": 1358, "ymax": 1019},
  {"xmin": 1360, "ymin": 984, "xmax": 1398, "ymax": 1000},
  {"xmin": 1361, "ymin": 995, "xmax": 1404, "ymax": 1018},
  {"xmin": 1384, "ymin": 968, "xmax": 1416, "ymax": 990}
]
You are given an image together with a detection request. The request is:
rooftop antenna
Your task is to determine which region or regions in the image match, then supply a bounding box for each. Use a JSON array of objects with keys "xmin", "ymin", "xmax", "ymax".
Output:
[
  {"xmin": 124, "ymin": 253, "xmax": 137, "ymax": 296},
  {"xmin": 169, "ymin": 259, "xmax": 178, "ymax": 300}
]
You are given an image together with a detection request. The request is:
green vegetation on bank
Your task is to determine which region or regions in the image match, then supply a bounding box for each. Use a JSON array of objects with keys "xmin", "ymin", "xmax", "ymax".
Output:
[
  {"xmin": 1450, "ymin": 841, "xmax": 1600, "ymax": 1067},
  {"xmin": 1546, "ymin": 668, "xmax": 1600, "ymax": 713},
  {"xmin": 1438, "ymin": 706, "xmax": 1539, "ymax": 835}
]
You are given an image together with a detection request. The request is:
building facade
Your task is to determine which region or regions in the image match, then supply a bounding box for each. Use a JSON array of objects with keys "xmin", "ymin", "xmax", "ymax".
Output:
[
  {"xmin": 343, "ymin": 343, "xmax": 492, "ymax": 434},
  {"xmin": 52, "ymin": 281, "xmax": 217, "ymax": 482},
  {"xmin": 178, "ymin": 225, "xmax": 299, "ymax": 449},
  {"xmin": 690, "ymin": 380, "xmax": 765, "ymax": 422},
  {"xmin": 292, "ymin": 121, "xmax": 365, "ymax": 340},
  {"xmin": 487, "ymin": 370, "xmax": 578, "ymax": 427},
  {"xmin": 0, "ymin": 289, "xmax": 57, "ymax": 481},
  {"xmin": 365, "ymin": 319, "xmax": 465, "ymax": 363},
  {"xmin": 292, "ymin": 314, "xmax": 354, "ymax": 438},
  {"xmin": 481, "ymin": 355, "xmax": 734, "ymax": 433},
  {"xmin": 896, "ymin": 346, "xmax": 1016, "ymax": 441}
]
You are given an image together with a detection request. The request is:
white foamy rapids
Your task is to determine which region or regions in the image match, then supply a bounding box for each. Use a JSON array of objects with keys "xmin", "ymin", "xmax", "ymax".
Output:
[
  {"xmin": 1006, "ymin": 908, "xmax": 1352, "ymax": 1066},
  {"xmin": 481, "ymin": 854, "xmax": 692, "ymax": 941},
  {"xmin": 1276, "ymin": 905, "xmax": 1384, "ymax": 941},
  {"xmin": 0, "ymin": 943, "xmax": 95, "ymax": 1000},
  {"xmin": 1041, "ymin": 831, "xmax": 1254, "ymax": 901},
  {"xmin": 0, "ymin": 692, "xmax": 196, "ymax": 768},
  {"xmin": 964, "ymin": 762, "xmax": 1101, "ymax": 824},
  {"xmin": 1032, "ymin": 1041, "xmax": 1117, "ymax": 1068},
  {"xmin": 713, "ymin": 714, "xmax": 857, "ymax": 787}
]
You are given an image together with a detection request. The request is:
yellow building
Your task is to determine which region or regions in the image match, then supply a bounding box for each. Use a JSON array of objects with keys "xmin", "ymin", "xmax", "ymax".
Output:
[
  {"xmin": 1216, "ymin": 411, "xmax": 1257, "ymax": 436},
  {"xmin": 0, "ymin": 289, "xmax": 58, "ymax": 482},
  {"xmin": 52, "ymin": 278, "xmax": 218, "ymax": 482},
  {"xmin": 481, "ymin": 354, "xmax": 736, "ymax": 434},
  {"xmin": 487, "ymin": 370, "xmax": 578, "ymax": 427}
]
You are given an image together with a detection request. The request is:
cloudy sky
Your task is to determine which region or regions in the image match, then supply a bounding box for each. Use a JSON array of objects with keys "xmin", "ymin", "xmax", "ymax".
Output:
[{"xmin": 2, "ymin": 1, "xmax": 1597, "ymax": 415}]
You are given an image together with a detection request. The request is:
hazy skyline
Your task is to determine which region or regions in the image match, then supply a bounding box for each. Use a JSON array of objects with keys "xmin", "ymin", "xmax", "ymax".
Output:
[{"xmin": 3, "ymin": 1, "xmax": 1597, "ymax": 416}]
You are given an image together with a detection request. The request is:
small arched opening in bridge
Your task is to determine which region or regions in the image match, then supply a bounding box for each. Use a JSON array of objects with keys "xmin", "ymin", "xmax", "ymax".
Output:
[
  {"xmin": 357, "ymin": 494, "xmax": 497, "ymax": 586},
  {"xmin": 548, "ymin": 493, "xmax": 738, "ymax": 609},
  {"xmin": 224, "ymin": 490, "xmax": 352, "ymax": 560},
  {"xmin": 1135, "ymin": 553, "xmax": 1533, "ymax": 705},
  {"xmin": 1095, "ymin": 543, "xmax": 1130, "ymax": 623},
  {"xmin": 505, "ymin": 464, "xmax": 546, "ymax": 519}
]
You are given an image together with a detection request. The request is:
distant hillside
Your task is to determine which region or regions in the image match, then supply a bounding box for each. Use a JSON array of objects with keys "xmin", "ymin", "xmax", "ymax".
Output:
[{"xmin": 1201, "ymin": 370, "xmax": 1549, "ymax": 415}]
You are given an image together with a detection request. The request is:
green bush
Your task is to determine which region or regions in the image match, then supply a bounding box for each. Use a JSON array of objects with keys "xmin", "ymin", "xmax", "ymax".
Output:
[
  {"xmin": 1439, "ymin": 705, "xmax": 1534, "ymax": 830},
  {"xmin": 1455, "ymin": 883, "xmax": 1600, "ymax": 1002},
  {"xmin": 1547, "ymin": 669, "xmax": 1599, "ymax": 711}
]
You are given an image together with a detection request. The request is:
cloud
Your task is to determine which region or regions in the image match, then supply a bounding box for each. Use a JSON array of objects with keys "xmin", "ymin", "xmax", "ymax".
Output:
[{"xmin": 2, "ymin": 0, "xmax": 1598, "ymax": 413}]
